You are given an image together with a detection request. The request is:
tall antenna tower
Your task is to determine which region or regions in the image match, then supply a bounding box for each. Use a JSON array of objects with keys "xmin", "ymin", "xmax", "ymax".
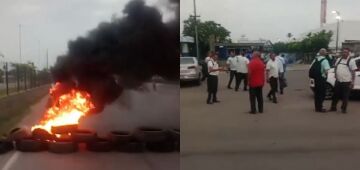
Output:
[{"xmin": 320, "ymin": 0, "xmax": 327, "ymax": 27}]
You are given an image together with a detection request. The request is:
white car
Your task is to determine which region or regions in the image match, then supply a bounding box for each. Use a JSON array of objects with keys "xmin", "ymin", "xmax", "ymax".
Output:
[
  {"xmin": 180, "ymin": 57, "xmax": 202, "ymax": 85},
  {"xmin": 310, "ymin": 56, "xmax": 360, "ymax": 99}
]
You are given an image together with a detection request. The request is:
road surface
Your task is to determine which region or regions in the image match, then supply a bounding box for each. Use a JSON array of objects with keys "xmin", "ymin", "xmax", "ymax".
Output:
[{"xmin": 181, "ymin": 64, "xmax": 360, "ymax": 170}]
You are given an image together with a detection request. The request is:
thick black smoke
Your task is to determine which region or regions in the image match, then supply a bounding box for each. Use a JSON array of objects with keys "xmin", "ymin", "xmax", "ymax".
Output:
[{"xmin": 51, "ymin": 0, "xmax": 179, "ymax": 113}]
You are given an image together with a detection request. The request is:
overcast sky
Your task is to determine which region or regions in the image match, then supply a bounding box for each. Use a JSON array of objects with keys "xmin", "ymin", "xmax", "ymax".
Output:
[
  {"xmin": 181, "ymin": 0, "xmax": 360, "ymax": 43},
  {"xmin": 0, "ymin": 0, "xmax": 173, "ymax": 69}
]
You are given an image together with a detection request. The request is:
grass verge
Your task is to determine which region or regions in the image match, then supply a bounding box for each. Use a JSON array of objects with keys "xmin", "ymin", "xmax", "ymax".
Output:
[{"xmin": 0, "ymin": 86, "xmax": 49, "ymax": 135}]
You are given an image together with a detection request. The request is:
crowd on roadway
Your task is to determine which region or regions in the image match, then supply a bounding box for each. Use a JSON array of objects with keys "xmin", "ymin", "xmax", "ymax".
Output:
[
  {"xmin": 202, "ymin": 47, "xmax": 356, "ymax": 114},
  {"xmin": 203, "ymin": 50, "xmax": 287, "ymax": 114}
]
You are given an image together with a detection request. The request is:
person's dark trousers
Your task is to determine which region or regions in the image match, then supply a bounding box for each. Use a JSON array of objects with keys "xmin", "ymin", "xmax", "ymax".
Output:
[
  {"xmin": 331, "ymin": 81, "xmax": 351, "ymax": 112},
  {"xmin": 267, "ymin": 77, "xmax": 278, "ymax": 103},
  {"xmin": 249, "ymin": 86, "xmax": 263, "ymax": 113},
  {"xmin": 278, "ymin": 72, "xmax": 285, "ymax": 94},
  {"xmin": 227, "ymin": 70, "xmax": 236, "ymax": 88},
  {"xmin": 314, "ymin": 77, "xmax": 326, "ymax": 111},
  {"xmin": 235, "ymin": 73, "xmax": 248, "ymax": 91},
  {"xmin": 207, "ymin": 75, "xmax": 219, "ymax": 103},
  {"xmin": 240, "ymin": 73, "xmax": 248, "ymax": 90},
  {"xmin": 234, "ymin": 72, "xmax": 241, "ymax": 91}
]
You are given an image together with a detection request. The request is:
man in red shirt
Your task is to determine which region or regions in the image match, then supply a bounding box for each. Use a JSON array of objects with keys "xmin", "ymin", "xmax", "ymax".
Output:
[{"xmin": 248, "ymin": 51, "xmax": 265, "ymax": 114}]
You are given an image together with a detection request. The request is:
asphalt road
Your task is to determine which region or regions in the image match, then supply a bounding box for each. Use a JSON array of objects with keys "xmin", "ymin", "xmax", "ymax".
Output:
[
  {"xmin": 0, "ymin": 82, "xmax": 179, "ymax": 170},
  {"xmin": 181, "ymin": 64, "xmax": 360, "ymax": 170}
]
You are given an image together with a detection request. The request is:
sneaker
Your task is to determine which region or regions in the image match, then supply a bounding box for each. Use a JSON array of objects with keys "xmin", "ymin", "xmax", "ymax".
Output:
[
  {"xmin": 341, "ymin": 110, "xmax": 347, "ymax": 114},
  {"xmin": 249, "ymin": 111, "xmax": 256, "ymax": 114},
  {"xmin": 206, "ymin": 101, "xmax": 213, "ymax": 105},
  {"xmin": 213, "ymin": 100, "xmax": 220, "ymax": 103}
]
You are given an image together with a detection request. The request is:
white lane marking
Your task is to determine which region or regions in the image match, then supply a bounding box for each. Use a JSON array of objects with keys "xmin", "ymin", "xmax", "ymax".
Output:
[{"xmin": 2, "ymin": 152, "xmax": 20, "ymax": 170}]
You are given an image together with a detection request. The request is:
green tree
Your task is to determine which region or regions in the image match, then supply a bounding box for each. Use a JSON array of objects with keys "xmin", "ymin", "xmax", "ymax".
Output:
[
  {"xmin": 273, "ymin": 30, "xmax": 333, "ymax": 53},
  {"xmin": 183, "ymin": 16, "xmax": 231, "ymax": 58}
]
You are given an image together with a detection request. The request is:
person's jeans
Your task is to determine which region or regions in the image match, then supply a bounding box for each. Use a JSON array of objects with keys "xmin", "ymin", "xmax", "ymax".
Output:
[
  {"xmin": 227, "ymin": 70, "xmax": 236, "ymax": 88},
  {"xmin": 314, "ymin": 77, "xmax": 326, "ymax": 111},
  {"xmin": 331, "ymin": 81, "xmax": 351, "ymax": 111},
  {"xmin": 267, "ymin": 77, "xmax": 278, "ymax": 102},
  {"xmin": 249, "ymin": 86, "xmax": 263, "ymax": 112}
]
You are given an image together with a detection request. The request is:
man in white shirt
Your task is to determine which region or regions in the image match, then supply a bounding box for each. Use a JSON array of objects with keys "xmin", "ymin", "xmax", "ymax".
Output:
[
  {"xmin": 276, "ymin": 53, "xmax": 286, "ymax": 94},
  {"xmin": 207, "ymin": 54, "xmax": 226, "ymax": 104},
  {"xmin": 266, "ymin": 53, "xmax": 279, "ymax": 103},
  {"xmin": 330, "ymin": 48, "xmax": 357, "ymax": 113},
  {"xmin": 226, "ymin": 51, "xmax": 237, "ymax": 89},
  {"xmin": 234, "ymin": 51, "xmax": 250, "ymax": 91}
]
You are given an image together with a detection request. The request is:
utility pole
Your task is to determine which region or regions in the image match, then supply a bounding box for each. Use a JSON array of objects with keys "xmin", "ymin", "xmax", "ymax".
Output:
[
  {"xmin": 38, "ymin": 40, "xmax": 40, "ymax": 68},
  {"xmin": 193, "ymin": 0, "xmax": 200, "ymax": 59},
  {"xmin": 19, "ymin": 24, "xmax": 22, "ymax": 63},
  {"xmin": 46, "ymin": 49, "xmax": 49, "ymax": 70}
]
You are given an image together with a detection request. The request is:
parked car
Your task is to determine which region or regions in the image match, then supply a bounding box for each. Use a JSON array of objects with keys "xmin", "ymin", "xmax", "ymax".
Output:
[
  {"xmin": 180, "ymin": 57, "xmax": 202, "ymax": 85},
  {"xmin": 310, "ymin": 56, "xmax": 360, "ymax": 99}
]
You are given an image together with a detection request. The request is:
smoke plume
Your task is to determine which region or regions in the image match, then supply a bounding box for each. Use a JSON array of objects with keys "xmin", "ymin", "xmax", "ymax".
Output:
[{"xmin": 51, "ymin": 0, "xmax": 179, "ymax": 113}]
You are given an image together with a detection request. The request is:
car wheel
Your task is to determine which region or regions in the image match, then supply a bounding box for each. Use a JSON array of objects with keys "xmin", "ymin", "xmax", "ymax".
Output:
[{"xmin": 325, "ymin": 83, "xmax": 334, "ymax": 100}]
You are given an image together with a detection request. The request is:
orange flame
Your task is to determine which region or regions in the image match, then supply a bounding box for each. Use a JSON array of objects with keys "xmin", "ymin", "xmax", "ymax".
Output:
[{"xmin": 31, "ymin": 83, "xmax": 95, "ymax": 133}]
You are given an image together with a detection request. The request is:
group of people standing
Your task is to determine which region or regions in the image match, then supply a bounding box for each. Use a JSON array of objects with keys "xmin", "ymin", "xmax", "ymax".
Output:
[
  {"xmin": 204, "ymin": 50, "xmax": 287, "ymax": 114},
  {"xmin": 310, "ymin": 48, "xmax": 356, "ymax": 113},
  {"xmin": 226, "ymin": 51, "xmax": 249, "ymax": 91},
  {"xmin": 203, "ymin": 47, "xmax": 357, "ymax": 114}
]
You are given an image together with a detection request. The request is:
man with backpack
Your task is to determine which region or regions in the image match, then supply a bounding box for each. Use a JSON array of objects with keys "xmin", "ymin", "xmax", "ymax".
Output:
[
  {"xmin": 201, "ymin": 51, "xmax": 212, "ymax": 81},
  {"xmin": 309, "ymin": 48, "xmax": 331, "ymax": 112},
  {"xmin": 330, "ymin": 48, "xmax": 357, "ymax": 113}
]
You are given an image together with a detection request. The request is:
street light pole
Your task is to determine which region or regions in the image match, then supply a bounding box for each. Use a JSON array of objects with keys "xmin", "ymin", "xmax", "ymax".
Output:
[
  {"xmin": 19, "ymin": 24, "xmax": 22, "ymax": 63},
  {"xmin": 332, "ymin": 10, "xmax": 341, "ymax": 53},
  {"xmin": 336, "ymin": 18, "xmax": 340, "ymax": 52},
  {"xmin": 193, "ymin": 0, "xmax": 200, "ymax": 59}
]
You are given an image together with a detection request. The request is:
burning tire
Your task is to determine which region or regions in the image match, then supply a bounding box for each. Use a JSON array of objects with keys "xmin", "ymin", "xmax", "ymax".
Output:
[
  {"xmin": 51, "ymin": 124, "xmax": 78, "ymax": 134},
  {"xmin": 16, "ymin": 138, "xmax": 47, "ymax": 152},
  {"xmin": 0, "ymin": 140, "xmax": 14, "ymax": 154},
  {"xmin": 116, "ymin": 139, "xmax": 144, "ymax": 153},
  {"xmin": 108, "ymin": 131, "xmax": 132, "ymax": 144},
  {"xmin": 48, "ymin": 139, "xmax": 78, "ymax": 154},
  {"xmin": 9, "ymin": 127, "xmax": 31, "ymax": 141},
  {"xmin": 87, "ymin": 138, "xmax": 112, "ymax": 152},
  {"xmin": 135, "ymin": 127, "xmax": 167, "ymax": 143},
  {"xmin": 32, "ymin": 128, "xmax": 55, "ymax": 141},
  {"xmin": 72, "ymin": 130, "xmax": 97, "ymax": 143}
]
